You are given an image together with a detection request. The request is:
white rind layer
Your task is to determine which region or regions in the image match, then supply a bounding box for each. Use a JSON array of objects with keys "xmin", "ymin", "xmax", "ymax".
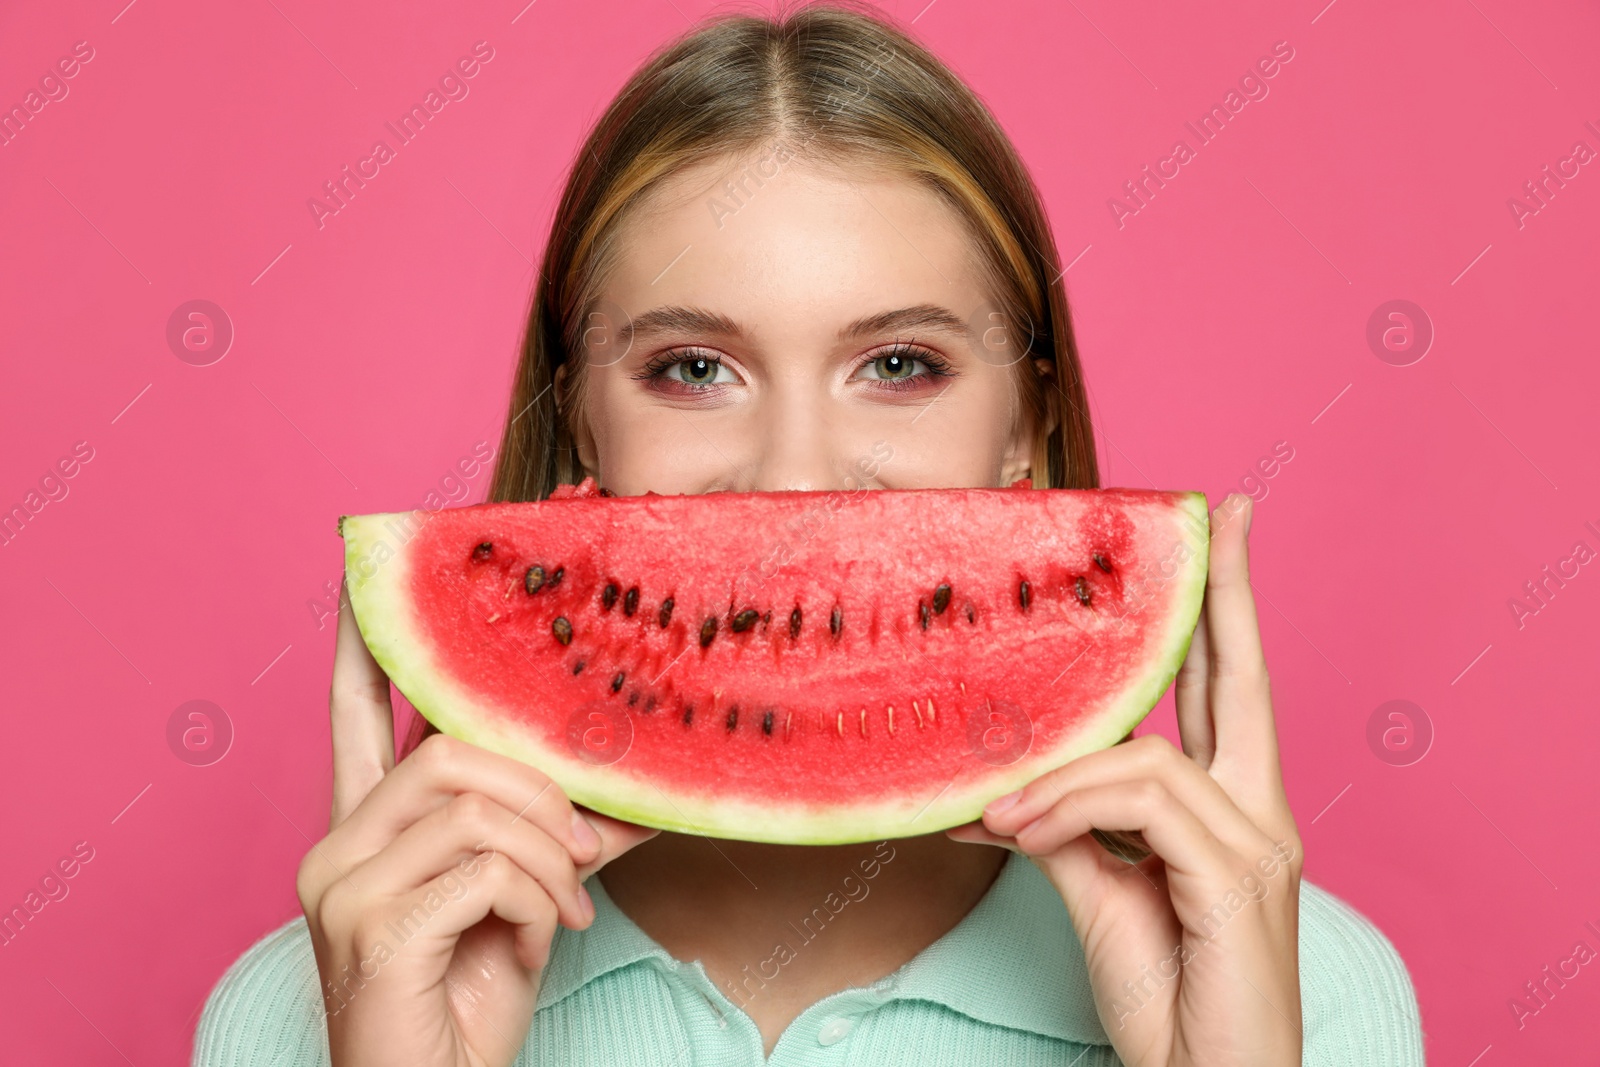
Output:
[{"xmin": 339, "ymin": 493, "xmax": 1210, "ymax": 846}]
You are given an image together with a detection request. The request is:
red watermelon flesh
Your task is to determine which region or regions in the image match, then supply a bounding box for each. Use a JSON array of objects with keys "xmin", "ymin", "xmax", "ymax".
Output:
[{"xmin": 339, "ymin": 478, "xmax": 1209, "ymax": 844}]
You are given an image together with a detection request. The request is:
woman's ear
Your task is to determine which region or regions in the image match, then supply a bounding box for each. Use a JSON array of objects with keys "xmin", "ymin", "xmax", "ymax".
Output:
[
  {"xmin": 1000, "ymin": 403, "xmax": 1036, "ymax": 487},
  {"xmin": 554, "ymin": 363, "xmax": 600, "ymax": 478},
  {"xmin": 999, "ymin": 359, "xmax": 1057, "ymax": 486}
]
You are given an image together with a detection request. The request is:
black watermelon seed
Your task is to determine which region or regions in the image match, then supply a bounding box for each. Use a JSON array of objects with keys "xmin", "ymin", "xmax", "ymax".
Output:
[
  {"xmin": 965, "ymin": 602, "xmax": 976, "ymax": 624},
  {"xmin": 762, "ymin": 709, "xmax": 774, "ymax": 736},
  {"xmin": 1094, "ymin": 553, "xmax": 1112, "ymax": 573},
  {"xmin": 623, "ymin": 586, "xmax": 639, "ymax": 617},
  {"xmin": 644, "ymin": 694, "xmax": 658, "ymax": 713},
  {"xmin": 830, "ymin": 605, "xmax": 843, "ymax": 638},
  {"xmin": 611, "ymin": 670, "xmax": 625, "ymax": 693},
  {"xmin": 1075, "ymin": 576, "xmax": 1092, "ymax": 607},
  {"xmin": 699, "ymin": 617, "xmax": 718, "ymax": 648},
  {"xmin": 572, "ymin": 658, "xmax": 586, "ymax": 675},
  {"xmin": 789, "ymin": 606, "xmax": 803, "ymax": 639},
  {"xmin": 682, "ymin": 703, "xmax": 694, "ymax": 725},
  {"xmin": 627, "ymin": 690, "xmax": 639, "ymax": 707},
  {"xmin": 918, "ymin": 600, "xmax": 931, "ymax": 631},
  {"xmin": 548, "ymin": 566, "xmax": 565, "ymax": 590},
  {"xmin": 732, "ymin": 608, "xmax": 760, "ymax": 633},
  {"xmin": 601, "ymin": 583, "xmax": 619, "ymax": 611},
  {"xmin": 598, "ymin": 486, "xmax": 615, "ymax": 497},
  {"xmin": 1019, "ymin": 580, "xmax": 1032, "ymax": 611},
  {"xmin": 933, "ymin": 583, "xmax": 951, "ymax": 614},
  {"xmin": 552, "ymin": 617, "xmax": 573, "ymax": 645},
  {"xmin": 659, "ymin": 597, "xmax": 675, "ymax": 628},
  {"xmin": 472, "ymin": 542, "xmax": 493, "ymax": 561},
  {"xmin": 761, "ymin": 610, "xmax": 771, "ymax": 630},
  {"xmin": 524, "ymin": 565, "xmax": 546, "ymax": 595},
  {"xmin": 725, "ymin": 706, "xmax": 739, "ymax": 732}
]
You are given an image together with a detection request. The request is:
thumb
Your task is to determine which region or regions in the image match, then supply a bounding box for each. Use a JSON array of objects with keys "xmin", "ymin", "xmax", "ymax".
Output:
[
  {"xmin": 945, "ymin": 820, "xmax": 1024, "ymax": 853},
  {"xmin": 574, "ymin": 806, "xmax": 662, "ymax": 879}
]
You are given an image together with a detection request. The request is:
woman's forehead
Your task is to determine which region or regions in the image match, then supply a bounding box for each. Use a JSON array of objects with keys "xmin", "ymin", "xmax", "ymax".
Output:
[{"xmin": 598, "ymin": 157, "xmax": 994, "ymax": 334}]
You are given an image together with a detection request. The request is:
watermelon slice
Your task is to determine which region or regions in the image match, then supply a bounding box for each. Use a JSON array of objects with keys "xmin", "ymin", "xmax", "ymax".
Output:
[{"xmin": 339, "ymin": 479, "xmax": 1209, "ymax": 845}]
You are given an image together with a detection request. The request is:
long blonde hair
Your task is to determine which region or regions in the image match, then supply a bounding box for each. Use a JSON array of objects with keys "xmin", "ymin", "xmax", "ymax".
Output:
[{"xmin": 403, "ymin": 0, "xmax": 1100, "ymax": 757}]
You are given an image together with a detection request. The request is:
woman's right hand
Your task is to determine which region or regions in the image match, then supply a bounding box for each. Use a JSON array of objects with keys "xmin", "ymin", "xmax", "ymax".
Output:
[{"xmin": 296, "ymin": 577, "xmax": 661, "ymax": 1067}]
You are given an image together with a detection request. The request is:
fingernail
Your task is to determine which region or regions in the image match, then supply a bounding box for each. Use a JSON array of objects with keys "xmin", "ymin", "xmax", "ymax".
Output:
[
  {"xmin": 578, "ymin": 884, "xmax": 595, "ymax": 922},
  {"xmin": 1244, "ymin": 496, "xmax": 1254, "ymax": 536},
  {"xmin": 985, "ymin": 790, "xmax": 1023, "ymax": 815},
  {"xmin": 571, "ymin": 811, "xmax": 601, "ymax": 853}
]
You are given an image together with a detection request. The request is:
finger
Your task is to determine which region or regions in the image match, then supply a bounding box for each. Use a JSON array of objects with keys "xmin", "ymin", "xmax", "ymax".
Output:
[
  {"xmin": 1202, "ymin": 497, "xmax": 1291, "ymax": 815},
  {"xmin": 348, "ymin": 792, "xmax": 590, "ymax": 932},
  {"xmin": 374, "ymin": 849, "xmax": 564, "ymax": 973},
  {"xmin": 945, "ymin": 820, "xmax": 1023, "ymax": 853},
  {"xmin": 1203, "ymin": 495, "xmax": 1275, "ymax": 760},
  {"xmin": 573, "ymin": 805, "xmax": 663, "ymax": 879},
  {"xmin": 330, "ymin": 576, "xmax": 396, "ymax": 831},
  {"xmin": 1172, "ymin": 585, "xmax": 1215, "ymax": 770},
  {"xmin": 983, "ymin": 734, "xmax": 1271, "ymax": 859},
  {"xmin": 1009, "ymin": 779, "xmax": 1231, "ymax": 881},
  {"xmin": 325, "ymin": 734, "xmax": 602, "ymax": 875}
]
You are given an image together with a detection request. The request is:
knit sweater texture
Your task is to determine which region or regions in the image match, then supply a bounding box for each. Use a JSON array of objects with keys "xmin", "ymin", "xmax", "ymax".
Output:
[{"xmin": 192, "ymin": 850, "xmax": 1425, "ymax": 1065}]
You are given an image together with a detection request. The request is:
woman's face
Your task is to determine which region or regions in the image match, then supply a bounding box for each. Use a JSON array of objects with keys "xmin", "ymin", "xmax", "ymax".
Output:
[{"xmin": 561, "ymin": 148, "xmax": 1050, "ymax": 497}]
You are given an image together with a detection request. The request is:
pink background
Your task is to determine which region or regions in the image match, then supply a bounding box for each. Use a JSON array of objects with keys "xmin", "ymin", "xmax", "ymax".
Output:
[{"xmin": 2, "ymin": 0, "xmax": 1596, "ymax": 1061}]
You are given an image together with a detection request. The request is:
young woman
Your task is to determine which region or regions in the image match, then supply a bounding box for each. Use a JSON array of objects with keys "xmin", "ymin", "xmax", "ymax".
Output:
[{"xmin": 194, "ymin": 4, "xmax": 1424, "ymax": 1064}]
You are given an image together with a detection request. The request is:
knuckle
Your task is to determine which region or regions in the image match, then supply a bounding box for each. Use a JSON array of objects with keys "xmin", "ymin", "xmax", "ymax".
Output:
[
  {"xmin": 1218, "ymin": 656, "xmax": 1271, "ymax": 690},
  {"xmin": 523, "ymin": 774, "xmax": 570, "ymax": 821},
  {"xmin": 1132, "ymin": 778, "xmax": 1169, "ymax": 812},
  {"xmin": 413, "ymin": 732, "xmax": 459, "ymax": 774},
  {"xmin": 447, "ymin": 791, "xmax": 495, "ymax": 830},
  {"xmin": 295, "ymin": 850, "xmax": 327, "ymax": 911},
  {"xmin": 544, "ymin": 776, "xmax": 574, "ymax": 810},
  {"xmin": 521, "ymin": 889, "xmax": 560, "ymax": 940},
  {"xmin": 349, "ymin": 912, "xmax": 393, "ymax": 959},
  {"xmin": 477, "ymin": 851, "xmax": 516, "ymax": 893},
  {"xmin": 528, "ymin": 888, "xmax": 559, "ymax": 926},
  {"xmin": 1279, "ymin": 832, "xmax": 1305, "ymax": 869},
  {"xmin": 552, "ymin": 848, "xmax": 580, "ymax": 892},
  {"xmin": 527, "ymin": 829, "xmax": 577, "ymax": 883},
  {"xmin": 1132, "ymin": 733, "xmax": 1180, "ymax": 770},
  {"xmin": 316, "ymin": 881, "xmax": 357, "ymax": 935}
]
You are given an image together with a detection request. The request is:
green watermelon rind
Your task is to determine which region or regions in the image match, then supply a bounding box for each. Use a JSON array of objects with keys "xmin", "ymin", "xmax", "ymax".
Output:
[{"xmin": 338, "ymin": 492, "xmax": 1210, "ymax": 845}]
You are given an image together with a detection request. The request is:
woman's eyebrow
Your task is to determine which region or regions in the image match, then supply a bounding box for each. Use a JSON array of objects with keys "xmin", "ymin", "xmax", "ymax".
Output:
[
  {"xmin": 617, "ymin": 303, "xmax": 970, "ymax": 345},
  {"xmin": 841, "ymin": 304, "xmax": 968, "ymax": 341}
]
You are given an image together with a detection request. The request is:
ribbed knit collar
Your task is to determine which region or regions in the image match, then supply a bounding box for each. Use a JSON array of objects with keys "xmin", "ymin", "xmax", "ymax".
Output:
[{"xmin": 534, "ymin": 848, "xmax": 1112, "ymax": 1047}]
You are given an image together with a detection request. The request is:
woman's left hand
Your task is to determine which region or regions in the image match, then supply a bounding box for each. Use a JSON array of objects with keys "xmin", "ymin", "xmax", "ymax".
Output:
[{"xmin": 947, "ymin": 492, "xmax": 1304, "ymax": 1067}]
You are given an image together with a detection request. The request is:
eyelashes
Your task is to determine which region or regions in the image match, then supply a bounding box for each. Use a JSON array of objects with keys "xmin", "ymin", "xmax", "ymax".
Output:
[
  {"xmin": 855, "ymin": 344, "xmax": 955, "ymax": 391},
  {"xmin": 632, "ymin": 341, "xmax": 955, "ymax": 395}
]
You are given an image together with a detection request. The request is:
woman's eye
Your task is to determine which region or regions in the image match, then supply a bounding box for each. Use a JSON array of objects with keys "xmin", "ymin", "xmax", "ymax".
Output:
[
  {"xmin": 855, "ymin": 351, "xmax": 928, "ymax": 382},
  {"xmin": 661, "ymin": 356, "xmax": 734, "ymax": 386}
]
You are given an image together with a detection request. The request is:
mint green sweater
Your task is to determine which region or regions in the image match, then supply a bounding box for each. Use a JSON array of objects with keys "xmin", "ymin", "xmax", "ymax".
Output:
[{"xmin": 192, "ymin": 851, "xmax": 1425, "ymax": 1065}]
